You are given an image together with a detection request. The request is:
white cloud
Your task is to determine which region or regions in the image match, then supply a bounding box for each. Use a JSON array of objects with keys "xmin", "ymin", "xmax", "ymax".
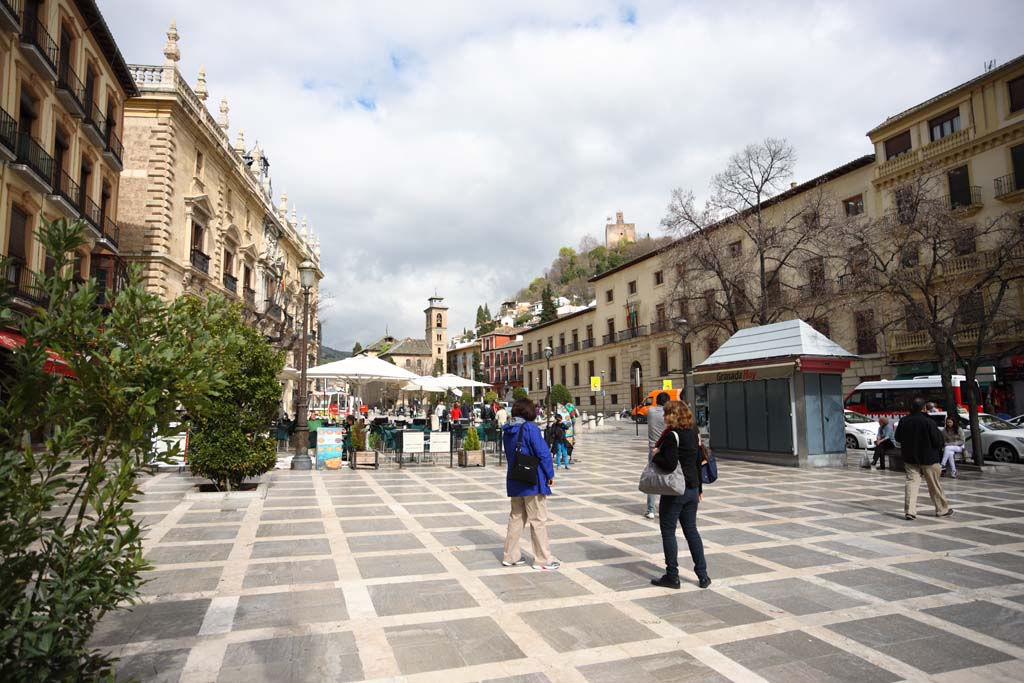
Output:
[{"xmin": 99, "ymin": 0, "xmax": 1024, "ymax": 350}]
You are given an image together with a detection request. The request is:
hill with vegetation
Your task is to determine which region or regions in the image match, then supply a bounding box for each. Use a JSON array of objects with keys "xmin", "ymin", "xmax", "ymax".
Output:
[{"xmin": 319, "ymin": 344, "xmax": 351, "ymax": 363}]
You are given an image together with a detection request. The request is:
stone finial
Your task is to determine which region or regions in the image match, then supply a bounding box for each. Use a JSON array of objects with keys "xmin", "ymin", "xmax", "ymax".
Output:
[
  {"xmin": 291, "ymin": 207, "xmax": 297, "ymax": 226},
  {"xmin": 301, "ymin": 216, "xmax": 309, "ymax": 239},
  {"xmin": 218, "ymin": 97, "xmax": 229, "ymax": 131},
  {"xmin": 195, "ymin": 66, "xmax": 208, "ymax": 101},
  {"xmin": 163, "ymin": 21, "xmax": 180, "ymax": 65},
  {"xmin": 235, "ymin": 129, "xmax": 245, "ymax": 154},
  {"xmin": 280, "ymin": 191, "xmax": 288, "ymax": 213}
]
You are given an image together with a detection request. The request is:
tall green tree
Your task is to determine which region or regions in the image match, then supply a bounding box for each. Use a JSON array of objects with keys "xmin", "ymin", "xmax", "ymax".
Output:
[
  {"xmin": 539, "ymin": 285, "xmax": 558, "ymax": 323},
  {"xmin": 475, "ymin": 305, "xmax": 485, "ymax": 326},
  {"xmin": 352, "ymin": 341, "xmax": 363, "ymax": 355},
  {"xmin": 186, "ymin": 301, "xmax": 284, "ymax": 490},
  {"xmin": 0, "ymin": 218, "xmax": 228, "ymax": 680}
]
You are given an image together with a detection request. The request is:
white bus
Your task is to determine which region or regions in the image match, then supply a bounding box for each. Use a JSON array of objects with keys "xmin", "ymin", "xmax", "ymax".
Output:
[{"xmin": 844, "ymin": 375, "xmax": 982, "ymax": 419}]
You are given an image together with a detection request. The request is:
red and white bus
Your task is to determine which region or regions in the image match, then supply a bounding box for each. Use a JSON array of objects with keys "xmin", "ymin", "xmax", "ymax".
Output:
[{"xmin": 844, "ymin": 376, "xmax": 982, "ymax": 419}]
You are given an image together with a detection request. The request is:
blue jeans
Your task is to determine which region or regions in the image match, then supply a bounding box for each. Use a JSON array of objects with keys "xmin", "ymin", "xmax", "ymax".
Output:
[
  {"xmin": 659, "ymin": 489, "xmax": 707, "ymax": 580},
  {"xmin": 555, "ymin": 443, "xmax": 569, "ymax": 468}
]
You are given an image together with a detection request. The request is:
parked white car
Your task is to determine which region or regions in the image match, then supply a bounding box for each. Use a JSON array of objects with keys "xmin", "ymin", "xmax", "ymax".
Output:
[
  {"xmin": 844, "ymin": 410, "xmax": 880, "ymax": 450},
  {"xmin": 962, "ymin": 414, "xmax": 1024, "ymax": 463}
]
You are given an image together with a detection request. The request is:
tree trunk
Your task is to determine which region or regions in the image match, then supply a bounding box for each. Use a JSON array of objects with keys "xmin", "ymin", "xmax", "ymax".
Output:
[{"xmin": 962, "ymin": 362, "xmax": 984, "ymax": 467}]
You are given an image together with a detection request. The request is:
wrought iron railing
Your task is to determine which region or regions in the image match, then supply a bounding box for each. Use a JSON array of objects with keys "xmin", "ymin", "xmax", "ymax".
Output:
[
  {"xmin": 20, "ymin": 12, "xmax": 58, "ymax": 73},
  {"xmin": 85, "ymin": 102, "xmax": 106, "ymax": 137},
  {"xmin": 102, "ymin": 216, "xmax": 119, "ymax": 248},
  {"xmin": 1, "ymin": 0, "xmax": 23, "ymax": 21},
  {"xmin": 602, "ymin": 333, "xmax": 615, "ymax": 345},
  {"xmin": 190, "ymin": 248, "xmax": 210, "ymax": 274},
  {"xmin": 650, "ymin": 319, "xmax": 670, "ymax": 334},
  {"xmin": 581, "ymin": 338, "xmax": 595, "ymax": 349},
  {"xmin": 81, "ymin": 195, "xmax": 101, "ymax": 230},
  {"xmin": 565, "ymin": 341, "xmax": 579, "ymax": 352},
  {"xmin": 222, "ymin": 273, "xmax": 237, "ymax": 293},
  {"xmin": 15, "ymin": 130, "xmax": 54, "ymax": 184},
  {"xmin": 0, "ymin": 106, "xmax": 15, "ymax": 155},
  {"xmin": 105, "ymin": 126, "xmax": 123, "ymax": 165},
  {"xmin": 56, "ymin": 60, "xmax": 86, "ymax": 111},
  {"xmin": 52, "ymin": 168, "xmax": 80, "ymax": 207},
  {"xmin": 994, "ymin": 173, "xmax": 1020, "ymax": 198},
  {"xmin": 555, "ymin": 345, "xmax": 565, "ymax": 355},
  {"xmin": 943, "ymin": 186, "xmax": 983, "ymax": 211}
]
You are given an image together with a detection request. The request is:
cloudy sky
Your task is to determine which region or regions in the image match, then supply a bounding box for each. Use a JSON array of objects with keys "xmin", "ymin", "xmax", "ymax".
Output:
[{"xmin": 101, "ymin": 0, "xmax": 1023, "ymax": 350}]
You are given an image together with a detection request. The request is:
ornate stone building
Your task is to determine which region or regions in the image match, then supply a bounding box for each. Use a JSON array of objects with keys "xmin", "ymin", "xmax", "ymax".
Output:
[
  {"xmin": 117, "ymin": 23, "xmax": 322, "ymax": 413},
  {"xmin": 0, "ymin": 0, "xmax": 136, "ymax": 316}
]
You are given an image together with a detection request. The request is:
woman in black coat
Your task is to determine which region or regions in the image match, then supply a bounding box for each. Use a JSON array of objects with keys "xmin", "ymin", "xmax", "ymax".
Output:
[{"xmin": 651, "ymin": 400, "xmax": 710, "ymax": 589}]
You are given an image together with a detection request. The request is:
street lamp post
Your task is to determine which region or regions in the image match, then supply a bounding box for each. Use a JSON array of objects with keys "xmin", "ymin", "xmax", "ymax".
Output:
[
  {"xmin": 291, "ymin": 260, "xmax": 320, "ymax": 470},
  {"xmin": 674, "ymin": 316, "xmax": 693, "ymax": 407},
  {"xmin": 543, "ymin": 345, "xmax": 553, "ymax": 419},
  {"xmin": 600, "ymin": 370, "xmax": 606, "ymax": 421}
]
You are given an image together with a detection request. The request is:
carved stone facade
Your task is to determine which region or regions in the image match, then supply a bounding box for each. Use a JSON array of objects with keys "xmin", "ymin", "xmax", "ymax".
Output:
[{"xmin": 117, "ymin": 23, "xmax": 322, "ymax": 414}]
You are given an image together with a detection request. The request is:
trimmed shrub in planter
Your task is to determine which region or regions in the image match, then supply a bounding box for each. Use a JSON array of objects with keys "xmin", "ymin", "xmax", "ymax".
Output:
[
  {"xmin": 512, "ymin": 386, "xmax": 528, "ymax": 401},
  {"xmin": 460, "ymin": 424, "xmax": 485, "ymax": 467},
  {"xmin": 351, "ymin": 420, "xmax": 377, "ymax": 469}
]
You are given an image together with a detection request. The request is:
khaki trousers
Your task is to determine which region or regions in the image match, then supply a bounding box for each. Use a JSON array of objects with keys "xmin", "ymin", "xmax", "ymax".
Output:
[
  {"xmin": 904, "ymin": 463, "xmax": 951, "ymax": 517},
  {"xmin": 503, "ymin": 495, "xmax": 553, "ymax": 565}
]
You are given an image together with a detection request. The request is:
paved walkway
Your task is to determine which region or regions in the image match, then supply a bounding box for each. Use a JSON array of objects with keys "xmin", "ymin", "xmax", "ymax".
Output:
[{"xmin": 99, "ymin": 429, "xmax": 1024, "ymax": 682}]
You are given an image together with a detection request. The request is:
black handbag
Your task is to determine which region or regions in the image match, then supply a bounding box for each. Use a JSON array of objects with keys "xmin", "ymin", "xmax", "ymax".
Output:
[{"xmin": 509, "ymin": 423, "xmax": 540, "ymax": 485}]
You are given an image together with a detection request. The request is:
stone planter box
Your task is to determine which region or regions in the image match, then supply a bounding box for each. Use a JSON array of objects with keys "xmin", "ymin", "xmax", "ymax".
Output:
[
  {"xmin": 459, "ymin": 449, "xmax": 485, "ymax": 467},
  {"xmin": 351, "ymin": 450, "xmax": 379, "ymax": 470},
  {"xmin": 184, "ymin": 482, "xmax": 268, "ymax": 501}
]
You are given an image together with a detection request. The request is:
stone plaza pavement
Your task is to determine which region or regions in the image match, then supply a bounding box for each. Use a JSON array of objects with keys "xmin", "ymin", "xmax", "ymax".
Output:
[{"xmin": 97, "ymin": 428, "xmax": 1024, "ymax": 682}]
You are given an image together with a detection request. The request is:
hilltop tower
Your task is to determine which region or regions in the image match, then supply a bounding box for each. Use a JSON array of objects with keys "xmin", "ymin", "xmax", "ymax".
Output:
[
  {"xmin": 425, "ymin": 296, "xmax": 448, "ymax": 373},
  {"xmin": 605, "ymin": 211, "xmax": 636, "ymax": 248}
]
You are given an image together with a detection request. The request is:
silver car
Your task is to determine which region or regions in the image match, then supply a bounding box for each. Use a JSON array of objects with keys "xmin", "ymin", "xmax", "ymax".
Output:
[
  {"xmin": 844, "ymin": 410, "xmax": 880, "ymax": 450},
  {"xmin": 963, "ymin": 414, "xmax": 1024, "ymax": 463}
]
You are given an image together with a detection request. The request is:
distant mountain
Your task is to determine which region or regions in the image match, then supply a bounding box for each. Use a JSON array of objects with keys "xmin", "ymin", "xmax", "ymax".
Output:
[{"xmin": 319, "ymin": 344, "xmax": 351, "ymax": 363}]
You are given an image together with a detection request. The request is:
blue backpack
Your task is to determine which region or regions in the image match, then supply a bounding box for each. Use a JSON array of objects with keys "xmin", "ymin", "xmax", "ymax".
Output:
[{"xmin": 700, "ymin": 444, "xmax": 718, "ymax": 484}]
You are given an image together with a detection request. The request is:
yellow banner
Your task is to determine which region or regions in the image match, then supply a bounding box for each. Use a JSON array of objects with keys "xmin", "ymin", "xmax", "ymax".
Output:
[
  {"xmin": 590, "ymin": 376, "xmax": 601, "ymax": 391},
  {"xmin": 662, "ymin": 379, "xmax": 673, "ymax": 390}
]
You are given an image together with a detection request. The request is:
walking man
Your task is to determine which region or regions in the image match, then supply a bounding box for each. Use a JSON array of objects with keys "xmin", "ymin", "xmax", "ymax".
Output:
[
  {"xmin": 895, "ymin": 398, "xmax": 953, "ymax": 520},
  {"xmin": 644, "ymin": 392, "xmax": 671, "ymax": 519}
]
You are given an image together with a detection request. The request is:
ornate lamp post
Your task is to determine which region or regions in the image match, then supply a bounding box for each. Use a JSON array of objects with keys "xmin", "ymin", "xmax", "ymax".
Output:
[
  {"xmin": 674, "ymin": 316, "xmax": 693, "ymax": 407},
  {"xmin": 543, "ymin": 345, "xmax": 553, "ymax": 417},
  {"xmin": 291, "ymin": 260, "xmax": 320, "ymax": 470}
]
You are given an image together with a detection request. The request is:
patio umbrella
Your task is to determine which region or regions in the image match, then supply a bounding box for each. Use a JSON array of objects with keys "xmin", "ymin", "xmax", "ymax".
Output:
[
  {"xmin": 431, "ymin": 373, "xmax": 493, "ymax": 389},
  {"xmin": 306, "ymin": 355, "xmax": 419, "ymax": 382},
  {"xmin": 401, "ymin": 376, "xmax": 448, "ymax": 392}
]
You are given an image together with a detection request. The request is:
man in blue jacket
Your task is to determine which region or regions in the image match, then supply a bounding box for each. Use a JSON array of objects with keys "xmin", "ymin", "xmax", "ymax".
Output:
[
  {"xmin": 501, "ymin": 399, "xmax": 559, "ymax": 570},
  {"xmin": 895, "ymin": 397, "xmax": 953, "ymax": 520}
]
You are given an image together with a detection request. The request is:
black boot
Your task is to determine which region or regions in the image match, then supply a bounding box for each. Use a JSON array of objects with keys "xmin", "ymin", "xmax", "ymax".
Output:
[
  {"xmin": 698, "ymin": 576, "xmax": 712, "ymax": 589},
  {"xmin": 651, "ymin": 574, "xmax": 681, "ymax": 589}
]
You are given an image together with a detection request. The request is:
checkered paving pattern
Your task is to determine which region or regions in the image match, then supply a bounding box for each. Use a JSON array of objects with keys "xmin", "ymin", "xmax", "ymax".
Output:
[{"xmin": 99, "ymin": 428, "xmax": 1024, "ymax": 682}]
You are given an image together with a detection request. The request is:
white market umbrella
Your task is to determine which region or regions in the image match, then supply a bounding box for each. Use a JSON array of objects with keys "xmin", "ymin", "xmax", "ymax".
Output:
[
  {"xmin": 401, "ymin": 376, "xmax": 448, "ymax": 392},
  {"xmin": 431, "ymin": 373, "xmax": 492, "ymax": 389},
  {"xmin": 306, "ymin": 355, "xmax": 419, "ymax": 382}
]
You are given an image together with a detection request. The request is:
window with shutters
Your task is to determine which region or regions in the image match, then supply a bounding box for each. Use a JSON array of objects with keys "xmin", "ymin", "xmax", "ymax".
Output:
[
  {"xmin": 855, "ymin": 310, "xmax": 878, "ymax": 354},
  {"xmin": 658, "ymin": 347, "xmax": 669, "ymax": 376},
  {"xmin": 843, "ymin": 194, "xmax": 864, "ymax": 216},
  {"xmin": 884, "ymin": 130, "xmax": 912, "ymax": 160},
  {"xmin": 929, "ymin": 108, "xmax": 961, "ymax": 141},
  {"xmin": 1009, "ymin": 74, "xmax": 1024, "ymax": 114}
]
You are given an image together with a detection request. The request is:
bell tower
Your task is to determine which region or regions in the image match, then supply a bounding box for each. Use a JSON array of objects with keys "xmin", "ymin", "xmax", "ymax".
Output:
[{"xmin": 425, "ymin": 295, "xmax": 448, "ymax": 373}]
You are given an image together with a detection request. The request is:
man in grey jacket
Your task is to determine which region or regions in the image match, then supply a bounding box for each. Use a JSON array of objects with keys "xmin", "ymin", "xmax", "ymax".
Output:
[{"xmin": 644, "ymin": 392, "xmax": 671, "ymax": 519}]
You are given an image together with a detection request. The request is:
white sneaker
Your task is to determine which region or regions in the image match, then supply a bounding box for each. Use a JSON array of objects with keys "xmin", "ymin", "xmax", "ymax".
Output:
[
  {"xmin": 532, "ymin": 561, "xmax": 561, "ymax": 571},
  {"xmin": 644, "ymin": 512, "xmax": 656, "ymax": 519},
  {"xmin": 501, "ymin": 559, "xmax": 526, "ymax": 567}
]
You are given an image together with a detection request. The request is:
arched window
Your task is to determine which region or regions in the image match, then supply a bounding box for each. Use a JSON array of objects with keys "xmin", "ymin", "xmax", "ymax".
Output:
[{"xmin": 436, "ymin": 312, "xmax": 442, "ymax": 327}]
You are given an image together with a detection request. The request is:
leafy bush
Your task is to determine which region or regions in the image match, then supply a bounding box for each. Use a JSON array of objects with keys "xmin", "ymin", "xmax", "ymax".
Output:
[
  {"xmin": 186, "ymin": 301, "xmax": 283, "ymax": 490},
  {"xmin": 368, "ymin": 431, "xmax": 382, "ymax": 451},
  {"xmin": 0, "ymin": 218, "xmax": 227, "ymax": 680},
  {"xmin": 512, "ymin": 387, "xmax": 528, "ymax": 401},
  {"xmin": 351, "ymin": 420, "xmax": 368, "ymax": 451},
  {"xmin": 463, "ymin": 425, "xmax": 481, "ymax": 451},
  {"xmin": 550, "ymin": 383, "xmax": 573, "ymax": 406},
  {"xmin": 483, "ymin": 391, "xmax": 498, "ymax": 404}
]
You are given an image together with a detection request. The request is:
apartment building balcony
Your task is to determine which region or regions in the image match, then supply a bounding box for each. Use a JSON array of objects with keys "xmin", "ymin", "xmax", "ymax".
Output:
[
  {"xmin": 838, "ymin": 272, "xmax": 879, "ymax": 291},
  {"xmin": 0, "ymin": 0, "xmax": 20, "ymax": 33},
  {"xmin": 875, "ymin": 150, "xmax": 921, "ymax": 180},
  {"xmin": 83, "ymin": 103, "xmax": 107, "ymax": 149},
  {"xmin": 581, "ymin": 338, "xmax": 595, "ymax": 350},
  {"xmin": 0, "ymin": 107, "xmax": 14, "ymax": 161},
  {"xmin": 222, "ymin": 273, "xmax": 238, "ymax": 294},
  {"xmin": 555, "ymin": 345, "xmax": 566, "ymax": 355},
  {"xmin": 48, "ymin": 168, "xmax": 80, "ymax": 218},
  {"xmin": 941, "ymin": 186, "xmax": 983, "ymax": 215},
  {"xmin": 601, "ymin": 333, "xmax": 615, "ymax": 345},
  {"xmin": 81, "ymin": 195, "xmax": 102, "ymax": 235},
  {"xmin": 891, "ymin": 319, "xmax": 1024, "ymax": 354},
  {"xmin": 920, "ymin": 126, "xmax": 974, "ymax": 161},
  {"xmin": 565, "ymin": 341, "xmax": 579, "ymax": 352},
  {"xmin": 55, "ymin": 61, "xmax": 86, "ymax": 118},
  {"xmin": 101, "ymin": 216, "xmax": 119, "ymax": 250},
  {"xmin": 797, "ymin": 281, "xmax": 830, "ymax": 302},
  {"xmin": 189, "ymin": 248, "xmax": 210, "ymax": 275},
  {"xmin": 617, "ymin": 326, "xmax": 648, "ymax": 342},
  {"xmin": 19, "ymin": 13, "xmax": 58, "ymax": 81},
  {"xmin": 650, "ymin": 319, "xmax": 671, "ymax": 334},
  {"xmin": 11, "ymin": 131, "xmax": 54, "ymax": 193},
  {"xmin": 243, "ymin": 287, "xmax": 256, "ymax": 308},
  {"xmin": 103, "ymin": 127, "xmax": 123, "ymax": 170},
  {"xmin": 5, "ymin": 259, "xmax": 47, "ymax": 307},
  {"xmin": 994, "ymin": 173, "xmax": 1023, "ymax": 201},
  {"xmin": 263, "ymin": 300, "xmax": 284, "ymax": 321}
]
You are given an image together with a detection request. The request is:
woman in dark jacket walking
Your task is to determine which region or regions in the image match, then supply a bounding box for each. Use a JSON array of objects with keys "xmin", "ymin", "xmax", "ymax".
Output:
[
  {"xmin": 651, "ymin": 400, "xmax": 710, "ymax": 589},
  {"xmin": 501, "ymin": 399, "xmax": 559, "ymax": 571}
]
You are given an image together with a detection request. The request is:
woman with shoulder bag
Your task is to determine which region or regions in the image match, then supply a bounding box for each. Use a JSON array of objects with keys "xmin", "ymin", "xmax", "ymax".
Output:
[
  {"xmin": 500, "ymin": 399, "xmax": 560, "ymax": 571},
  {"xmin": 651, "ymin": 400, "xmax": 710, "ymax": 589}
]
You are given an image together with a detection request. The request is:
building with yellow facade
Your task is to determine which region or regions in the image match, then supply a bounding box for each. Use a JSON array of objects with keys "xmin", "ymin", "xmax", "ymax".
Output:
[
  {"xmin": 1, "ymin": 0, "xmax": 136, "ymax": 315},
  {"xmin": 117, "ymin": 23, "xmax": 323, "ymax": 415},
  {"xmin": 524, "ymin": 54, "xmax": 1024, "ymax": 416}
]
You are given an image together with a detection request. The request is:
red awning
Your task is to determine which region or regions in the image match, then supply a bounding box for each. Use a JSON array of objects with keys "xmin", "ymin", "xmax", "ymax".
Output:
[{"xmin": 0, "ymin": 329, "xmax": 77, "ymax": 378}]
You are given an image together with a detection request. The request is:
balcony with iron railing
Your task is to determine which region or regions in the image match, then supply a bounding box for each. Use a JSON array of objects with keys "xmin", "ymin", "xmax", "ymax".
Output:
[
  {"xmin": 565, "ymin": 341, "xmax": 579, "ymax": 352},
  {"xmin": 941, "ymin": 186, "xmax": 983, "ymax": 214},
  {"xmin": 222, "ymin": 273, "xmax": 238, "ymax": 294},
  {"xmin": 0, "ymin": 0, "xmax": 21, "ymax": 33},
  {"xmin": 80, "ymin": 194, "xmax": 101, "ymax": 233},
  {"xmin": 49, "ymin": 168, "xmax": 80, "ymax": 217},
  {"xmin": 555, "ymin": 345, "xmax": 565, "ymax": 355},
  {"xmin": 838, "ymin": 272, "xmax": 879, "ymax": 291},
  {"xmin": 5, "ymin": 259, "xmax": 47, "ymax": 306},
  {"xmin": 19, "ymin": 12, "xmax": 58, "ymax": 80},
  {"xmin": 83, "ymin": 102, "xmax": 107, "ymax": 149},
  {"xmin": 650, "ymin": 319, "xmax": 671, "ymax": 334},
  {"xmin": 891, "ymin": 319, "xmax": 1024, "ymax": 354},
  {"xmin": 0, "ymin": 106, "xmax": 15, "ymax": 160},
  {"xmin": 797, "ymin": 280, "xmax": 830, "ymax": 301},
  {"xmin": 104, "ymin": 126, "xmax": 123, "ymax": 169},
  {"xmin": 56, "ymin": 60, "xmax": 86, "ymax": 117},
  {"xmin": 602, "ymin": 333, "xmax": 615, "ymax": 345},
  {"xmin": 995, "ymin": 173, "xmax": 1022, "ymax": 200},
  {"xmin": 581, "ymin": 338, "xmax": 595, "ymax": 350},
  {"xmin": 13, "ymin": 130, "xmax": 54, "ymax": 193},
  {"xmin": 617, "ymin": 326, "xmax": 648, "ymax": 342},
  {"xmin": 102, "ymin": 216, "xmax": 119, "ymax": 249},
  {"xmin": 190, "ymin": 248, "xmax": 210, "ymax": 274},
  {"xmin": 263, "ymin": 299, "xmax": 283, "ymax": 321}
]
